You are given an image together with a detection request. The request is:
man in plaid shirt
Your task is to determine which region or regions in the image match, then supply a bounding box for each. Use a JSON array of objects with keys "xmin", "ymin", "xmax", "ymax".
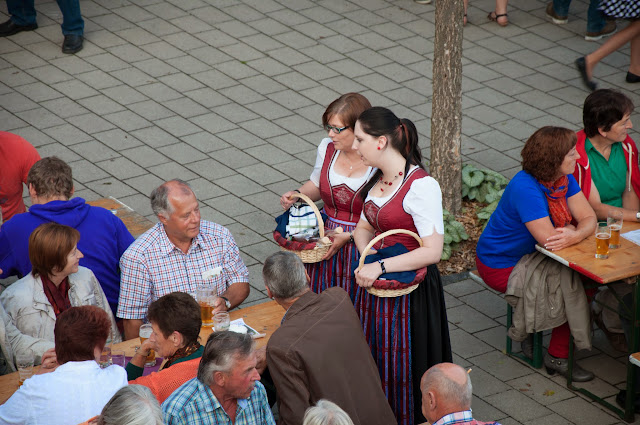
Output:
[
  {"xmin": 162, "ymin": 331, "xmax": 275, "ymax": 425},
  {"xmin": 421, "ymin": 363, "xmax": 501, "ymax": 425},
  {"xmin": 117, "ymin": 179, "xmax": 249, "ymax": 340}
]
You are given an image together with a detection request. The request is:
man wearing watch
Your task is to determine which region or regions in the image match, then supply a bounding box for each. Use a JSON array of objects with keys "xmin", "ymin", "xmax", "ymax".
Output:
[{"xmin": 117, "ymin": 180, "xmax": 249, "ymax": 340}]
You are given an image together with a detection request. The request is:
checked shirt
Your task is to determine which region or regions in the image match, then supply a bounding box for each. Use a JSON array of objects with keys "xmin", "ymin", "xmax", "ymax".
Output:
[
  {"xmin": 433, "ymin": 410, "xmax": 501, "ymax": 425},
  {"xmin": 162, "ymin": 378, "xmax": 275, "ymax": 425},
  {"xmin": 117, "ymin": 220, "xmax": 248, "ymax": 320}
]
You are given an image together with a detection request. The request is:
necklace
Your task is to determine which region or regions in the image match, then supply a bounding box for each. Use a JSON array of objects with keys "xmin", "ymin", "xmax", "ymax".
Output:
[{"xmin": 379, "ymin": 171, "xmax": 403, "ymax": 191}]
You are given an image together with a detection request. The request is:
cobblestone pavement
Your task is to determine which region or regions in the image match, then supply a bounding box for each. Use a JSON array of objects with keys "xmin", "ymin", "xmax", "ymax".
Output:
[{"xmin": 2, "ymin": 0, "xmax": 640, "ymax": 422}]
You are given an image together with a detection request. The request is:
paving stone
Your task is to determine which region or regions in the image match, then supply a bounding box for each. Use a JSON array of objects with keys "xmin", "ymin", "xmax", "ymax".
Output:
[
  {"xmin": 450, "ymin": 328, "xmax": 495, "ymax": 359},
  {"xmin": 43, "ymin": 123, "xmax": 93, "ymax": 146},
  {"xmin": 97, "ymin": 156, "xmax": 147, "ymax": 179},
  {"xmin": 548, "ymin": 395, "xmax": 619, "ymax": 425},
  {"xmin": 469, "ymin": 351, "xmax": 535, "ymax": 382},
  {"xmin": 85, "ymin": 178, "xmax": 138, "ymax": 198},
  {"xmin": 445, "ymin": 278, "xmax": 486, "ymax": 297},
  {"xmin": 117, "ymin": 193, "xmax": 154, "ymax": 217},
  {"xmin": 155, "ymin": 115, "xmax": 202, "ymax": 137},
  {"xmin": 137, "ymin": 82, "xmax": 182, "ymax": 102},
  {"xmin": 204, "ymin": 193, "xmax": 257, "ymax": 217},
  {"xmin": 121, "ymin": 145, "xmax": 170, "ymax": 167},
  {"xmin": 460, "ymin": 290, "xmax": 507, "ymax": 319},
  {"xmin": 163, "ymin": 97, "xmax": 209, "ymax": 118},
  {"xmin": 181, "ymin": 132, "xmax": 230, "ymax": 153},
  {"xmin": 185, "ymin": 178, "xmax": 228, "ymax": 200},
  {"xmin": 186, "ymin": 158, "xmax": 235, "ymax": 180},
  {"xmin": 448, "ymin": 304, "xmax": 499, "ymax": 334}
]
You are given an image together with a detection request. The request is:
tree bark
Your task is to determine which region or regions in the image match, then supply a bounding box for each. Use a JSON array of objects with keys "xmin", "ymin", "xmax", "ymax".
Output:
[{"xmin": 431, "ymin": 0, "xmax": 464, "ymax": 214}]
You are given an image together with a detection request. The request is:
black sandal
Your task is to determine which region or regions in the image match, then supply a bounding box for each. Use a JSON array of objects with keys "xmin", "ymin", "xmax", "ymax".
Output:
[{"xmin": 488, "ymin": 11, "xmax": 508, "ymax": 26}]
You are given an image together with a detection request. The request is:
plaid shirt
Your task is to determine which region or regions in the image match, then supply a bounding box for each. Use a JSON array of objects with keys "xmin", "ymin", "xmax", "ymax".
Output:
[
  {"xmin": 117, "ymin": 221, "xmax": 248, "ymax": 320},
  {"xmin": 433, "ymin": 410, "xmax": 500, "ymax": 425},
  {"xmin": 162, "ymin": 378, "xmax": 275, "ymax": 425}
]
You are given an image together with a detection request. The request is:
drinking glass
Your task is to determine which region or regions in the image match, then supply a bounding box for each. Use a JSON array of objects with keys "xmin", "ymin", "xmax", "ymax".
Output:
[
  {"xmin": 607, "ymin": 210, "xmax": 624, "ymax": 249},
  {"xmin": 16, "ymin": 349, "xmax": 34, "ymax": 386},
  {"xmin": 139, "ymin": 324, "xmax": 156, "ymax": 367},
  {"xmin": 99, "ymin": 346, "xmax": 112, "ymax": 368},
  {"xmin": 111, "ymin": 350, "xmax": 126, "ymax": 367},
  {"xmin": 213, "ymin": 312, "xmax": 230, "ymax": 332},
  {"xmin": 595, "ymin": 222, "xmax": 611, "ymax": 259},
  {"xmin": 197, "ymin": 284, "xmax": 216, "ymax": 327}
]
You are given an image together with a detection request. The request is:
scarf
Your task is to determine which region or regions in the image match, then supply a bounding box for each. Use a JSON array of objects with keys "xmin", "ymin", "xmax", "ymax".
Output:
[
  {"xmin": 162, "ymin": 341, "xmax": 201, "ymax": 370},
  {"xmin": 539, "ymin": 175, "xmax": 572, "ymax": 228},
  {"xmin": 41, "ymin": 275, "xmax": 72, "ymax": 317}
]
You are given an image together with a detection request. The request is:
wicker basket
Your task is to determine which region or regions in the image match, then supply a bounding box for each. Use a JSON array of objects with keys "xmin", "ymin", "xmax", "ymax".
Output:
[
  {"xmin": 274, "ymin": 192, "xmax": 331, "ymax": 263},
  {"xmin": 357, "ymin": 229, "xmax": 426, "ymax": 297}
]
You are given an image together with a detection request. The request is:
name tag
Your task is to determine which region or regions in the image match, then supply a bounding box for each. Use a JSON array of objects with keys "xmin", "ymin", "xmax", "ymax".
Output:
[{"xmin": 202, "ymin": 267, "xmax": 222, "ymax": 280}]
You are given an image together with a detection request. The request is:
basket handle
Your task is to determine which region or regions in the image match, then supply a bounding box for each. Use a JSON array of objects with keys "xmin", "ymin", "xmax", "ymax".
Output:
[
  {"xmin": 288, "ymin": 192, "xmax": 325, "ymax": 239},
  {"xmin": 357, "ymin": 229, "xmax": 423, "ymax": 270}
]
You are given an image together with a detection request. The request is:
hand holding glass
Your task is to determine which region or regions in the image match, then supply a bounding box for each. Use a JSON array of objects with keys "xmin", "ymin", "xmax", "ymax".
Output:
[
  {"xmin": 139, "ymin": 324, "xmax": 156, "ymax": 367},
  {"xmin": 607, "ymin": 210, "xmax": 623, "ymax": 249}
]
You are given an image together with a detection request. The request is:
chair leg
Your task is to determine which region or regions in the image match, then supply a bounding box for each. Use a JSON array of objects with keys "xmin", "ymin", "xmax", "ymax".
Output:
[
  {"xmin": 506, "ymin": 303, "xmax": 543, "ymax": 368},
  {"xmin": 506, "ymin": 304, "xmax": 513, "ymax": 355},
  {"xmin": 532, "ymin": 331, "xmax": 543, "ymax": 368}
]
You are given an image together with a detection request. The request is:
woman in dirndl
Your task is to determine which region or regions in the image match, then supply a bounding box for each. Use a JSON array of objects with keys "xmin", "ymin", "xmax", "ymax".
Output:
[
  {"xmin": 351, "ymin": 106, "xmax": 452, "ymax": 425},
  {"xmin": 280, "ymin": 93, "xmax": 376, "ymax": 299}
]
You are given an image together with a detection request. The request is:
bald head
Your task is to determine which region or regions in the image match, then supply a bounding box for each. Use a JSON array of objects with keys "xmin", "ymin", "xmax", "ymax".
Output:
[
  {"xmin": 150, "ymin": 179, "xmax": 194, "ymax": 218},
  {"xmin": 421, "ymin": 363, "xmax": 472, "ymax": 423}
]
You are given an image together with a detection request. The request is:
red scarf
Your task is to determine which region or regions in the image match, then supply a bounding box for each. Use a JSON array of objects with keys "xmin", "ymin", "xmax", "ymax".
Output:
[
  {"xmin": 540, "ymin": 175, "xmax": 572, "ymax": 228},
  {"xmin": 41, "ymin": 275, "xmax": 72, "ymax": 317}
]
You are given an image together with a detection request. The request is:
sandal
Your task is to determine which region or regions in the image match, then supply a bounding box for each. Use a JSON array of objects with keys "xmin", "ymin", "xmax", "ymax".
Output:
[{"xmin": 488, "ymin": 11, "xmax": 508, "ymax": 27}]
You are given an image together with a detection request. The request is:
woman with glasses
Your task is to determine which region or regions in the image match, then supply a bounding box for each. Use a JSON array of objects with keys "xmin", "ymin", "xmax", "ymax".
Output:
[{"xmin": 280, "ymin": 93, "xmax": 375, "ymax": 299}]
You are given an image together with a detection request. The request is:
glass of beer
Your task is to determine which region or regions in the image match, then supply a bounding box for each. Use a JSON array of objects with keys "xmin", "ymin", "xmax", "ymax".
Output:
[
  {"xmin": 139, "ymin": 324, "xmax": 156, "ymax": 367},
  {"xmin": 595, "ymin": 222, "xmax": 611, "ymax": 259},
  {"xmin": 213, "ymin": 311, "xmax": 230, "ymax": 332},
  {"xmin": 607, "ymin": 210, "xmax": 623, "ymax": 249},
  {"xmin": 16, "ymin": 349, "xmax": 34, "ymax": 387},
  {"xmin": 197, "ymin": 285, "xmax": 216, "ymax": 327},
  {"xmin": 99, "ymin": 346, "xmax": 112, "ymax": 368}
]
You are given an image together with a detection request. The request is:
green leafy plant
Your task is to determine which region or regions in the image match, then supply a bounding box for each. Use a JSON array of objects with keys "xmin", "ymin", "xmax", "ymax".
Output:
[
  {"xmin": 462, "ymin": 164, "xmax": 508, "ymax": 204},
  {"xmin": 442, "ymin": 209, "xmax": 469, "ymax": 260}
]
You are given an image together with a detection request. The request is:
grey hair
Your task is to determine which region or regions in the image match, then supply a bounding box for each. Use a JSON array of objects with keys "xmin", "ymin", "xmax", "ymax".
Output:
[
  {"xmin": 303, "ymin": 400, "xmax": 355, "ymax": 425},
  {"xmin": 197, "ymin": 331, "xmax": 254, "ymax": 387},
  {"xmin": 150, "ymin": 179, "xmax": 193, "ymax": 218},
  {"xmin": 262, "ymin": 252, "xmax": 308, "ymax": 299},
  {"xmin": 97, "ymin": 385, "xmax": 164, "ymax": 425},
  {"xmin": 421, "ymin": 365, "xmax": 473, "ymax": 410}
]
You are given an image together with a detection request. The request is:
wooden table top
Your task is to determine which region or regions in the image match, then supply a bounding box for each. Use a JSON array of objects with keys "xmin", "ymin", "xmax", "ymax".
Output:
[
  {"xmin": 0, "ymin": 300, "xmax": 283, "ymax": 405},
  {"xmin": 536, "ymin": 222, "xmax": 640, "ymax": 284},
  {"xmin": 87, "ymin": 197, "xmax": 155, "ymax": 239}
]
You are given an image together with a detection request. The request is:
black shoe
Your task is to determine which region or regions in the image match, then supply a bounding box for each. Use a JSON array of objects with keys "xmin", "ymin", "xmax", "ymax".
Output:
[
  {"xmin": 0, "ymin": 19, "xmax": 37, "ymax": 37},
  {"xmin": 627, "ymin": 72, "xmax": 640, "ymax": 83},
  {"xmin": 544, "ymin": 352, "xmax": 595, "ymax": 382},
  {"xmin": 575, "ymin": 57, "xmax": 597, "ymax": 92},
  {"xmin": 62, "ymin": 34, "xmax": 83, "ymax": 54},
  {"xmin": 616, "ymin": 390, "xmax": 640, "ymax": 413}
]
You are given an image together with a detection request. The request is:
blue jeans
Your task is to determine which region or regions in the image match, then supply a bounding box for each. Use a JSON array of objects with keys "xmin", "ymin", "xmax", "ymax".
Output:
[
  {"xmin": 553, "ymin": 0, "xmax": 606, "ymax": 33},
  {"xmin": 7, "ymin": 0, "xmax": 84, "ymax": 35}
]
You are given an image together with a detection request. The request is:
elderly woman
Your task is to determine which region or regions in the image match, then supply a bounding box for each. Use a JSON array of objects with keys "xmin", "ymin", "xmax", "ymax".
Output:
[
  {"xmin": 280, "ymin": 93, "xmax": 375, "ymax": 299},
  {"xmin": 80, "ymin": 385, "xmax": 164, "ymax": 425},
  {"xmin": 476, "ymin": 126, "xmax": 597, "ymax": 381},
  {"xmin": 303, "ymin": 400, "xmax": 355, "ymax": 425},
  {"xmin": 0, "ymin": 306, "xmax": 127, "ymax": 424},
  {"xmin": 0, "ymin": 222, "xmax": 119, "ymax": 343},
  {"xmin": 126, "ymin": 292, "xmax": 203, "ymax": 381}
]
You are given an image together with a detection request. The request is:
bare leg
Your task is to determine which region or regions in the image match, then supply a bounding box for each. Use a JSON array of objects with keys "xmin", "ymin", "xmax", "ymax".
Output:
[
  {"xmin": 629, "ymin": 34, "xmax": 640, "ymax": 76},
  {"xmin": 585, "ymin": 20, "xmax": 640, "ymax": 79},
  {"xmin": 464, "ymin": 0, "xmax": 468, "ymax": 25},
  {"xmin": 488, "ymin": 0, "xmax": 508, "ymax": 26}
]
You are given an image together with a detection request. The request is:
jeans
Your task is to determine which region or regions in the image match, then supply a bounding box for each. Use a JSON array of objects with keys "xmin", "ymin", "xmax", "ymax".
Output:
[
  {"xmin": 7, "ymin": 0, "xmax": 84, "ymax": 35},
  {"xmin": 553, "ymin": 0, "xmax": 606, "ymax": 33}
]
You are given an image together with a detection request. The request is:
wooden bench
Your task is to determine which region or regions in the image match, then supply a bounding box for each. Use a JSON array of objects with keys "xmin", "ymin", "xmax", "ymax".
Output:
[{"xmin": 468, "ymin": 270, "xmax": 543, "ymax": 368}]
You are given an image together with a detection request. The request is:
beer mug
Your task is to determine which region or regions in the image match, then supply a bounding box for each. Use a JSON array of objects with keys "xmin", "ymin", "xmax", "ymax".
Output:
[
  {"xmin": 197, "ymin": 284, "xmax": 216, "ymax": 327},
  {"xmin": 595, "ymin": 222, "xmax": 611, "ymax": 259},
  {"xmin": 139, "ymin": 324, "xmax": 156, "ymax": 367},
  {"xmin": 16, "ymin": 349, "xmax": 34, "ymax": 387},
  {"xmin": 607, "ymin": 210, "xmax": 623, "ymax": 249}
]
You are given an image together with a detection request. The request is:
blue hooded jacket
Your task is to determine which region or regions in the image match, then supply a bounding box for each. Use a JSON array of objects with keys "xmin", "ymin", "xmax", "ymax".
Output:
[{"xmin": 0, "ymin": 198, "xmax": 134, "ymax": 316}]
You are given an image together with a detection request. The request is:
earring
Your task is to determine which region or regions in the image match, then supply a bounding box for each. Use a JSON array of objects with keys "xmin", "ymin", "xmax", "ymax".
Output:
[{"xmin": 377, "ymin": 146, "xmax": 381, "ymax": 150}]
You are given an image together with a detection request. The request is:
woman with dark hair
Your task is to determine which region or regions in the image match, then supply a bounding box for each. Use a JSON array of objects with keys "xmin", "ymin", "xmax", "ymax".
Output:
[
  {"xmin": 0, "ymin": 306, "xmax": 127, "ymax": 424},
  {"xmin": 280, "ymin": 93, "xmax": 376, "ymax": 298},
  {"xmin": 476, "ymin": 126, "xmax": 597, "ymax": 381},
  {"xmin": 126, "ymin": 292, "xmax": 203, "ymax": 382},
  {"xmin": 351, "ymin": 106, "xmax": 451, "ymax": 425},
  {"xmin": 0, "ymin": 222, "xmax": 119, "ymax": 344}
]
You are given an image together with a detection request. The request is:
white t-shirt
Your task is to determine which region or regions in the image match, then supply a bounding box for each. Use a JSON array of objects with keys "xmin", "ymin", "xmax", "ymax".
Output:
[
  {"xmin": 310, "ymin": 138, "xmax": 376, "ymax": 191},
  {"xmin": 0, "ymin": 360, "xmax": 127, "ymax": 425},
  {"xmin": 361, "ymin": 167, "xmax": 445, "ymax": 237}
]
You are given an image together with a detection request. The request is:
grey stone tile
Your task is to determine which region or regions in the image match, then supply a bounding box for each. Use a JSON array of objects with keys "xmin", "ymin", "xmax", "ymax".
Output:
[
  {"xmin": 132, "ymin": 58, "xmax": 178, "ymax": 78},
  {"xmin": 157, "ymin": 142, "xmax": 209, "ymax": 164},
  {"xmin": 548, "ymin": 396, "xmax": 618, "ymax": 425},
  {"xmin": 128, "ymin": 126, "xmax": 178, "ymax": 148},
  {"xmin": 215, "ymin": 174, "xmax": 265, "ymax": 197},
  {"xmin": 37, "ymin": 142, "xmax": 82, "ymax": 162},
  {"xmin": 447, "ymin": 304, "xmax": 499, "ymax": 333},
  {"xmin": 155, "ymin": 115, "xmax": 202, "ymax": 137},
  {"xmin": 449, "ymin": 329, "xmax": 495, "ymax": 359},
  {"xmin": 14, "ymin": 82, "xmax": 62, "ymax": 103},
  {"xmin": 204, "ymin": 193, "xmax": 257, "ymax": 217},
  {"xmin": 121, "ymin": 145, "xmax": 170, "ymax": 167},
  {"xmin": 84, "ymin": 53, "xmax": 130, "ymax": 72},
  {"xmin": 226, "ymin": 222, "xmax": 265, "ymax": 248},
  {"xmin": 189, "ymin": 113, "xmax": 236, "ymax": 134},
  {"xmin": 25, "ymin": 65, "xmax": 74, "ymax": 85},
  {"xmin": 191, "ymin": 68, "xmax": 236, "ymax": 89},
  {"xmin": 97, "ymin": 157, "xmax": 147, "ymax": 179},
  {"xmin": 68, "ymin": 158, "xmax": 111, "ymax": 183},
  {"xmin": 163, "ymin": 98, "xmax": 209, "ymax": 118},
  {"xmin": 75, "ymin": 70, "xmax": 122, "ymax": 90},
  {"xmin": 70, "ymin": 140, "xmax": 120, "ymax": 162},
  {"xmin": 78, "ymin": 94, "xmax": 127, "ymax": 115},
  {"xmin": 43, "ymin": 124, "xmax": 93, "ymax": 146},
  {"xmin": 241, "ymin": 240, "xmax": 281, "ymax": 264},
  {"xmin": 137, "ymin": 82, "xmax": 182, "ymax": 102},
  {"xmin": 182, "ymin": 132, "xmax": 230, "ymax": 153},
  {"xmin": 460, "ymin": 290, "xmax": 507, "ymax": 319},
  {"xmin": 117, "ymin": 193, "xmax": 154, "ymax": 217},
  {"xmin": 211, "ymin": 146, "xmax": 260, "ymax": 168},
  {"xmin": 186, "ymin": 158, "xmax": 235, "ymax": 180},
  {"xmin": 147, "ymin": 161, "xmax": 198, "ymax": 181},
  {"xmin": 85, "ymin": 178, "xmax": 138, "ymax": 198},
  {"xmin": 124, "ymin": 173, "xmax": 165, "ymax": 196},
  {"xmin": 468, "ymin": 351, "xmax": 534, "ymax": 382},
  {"xmin": 16, "ymin": 107, "xmax": 65, "ymax": 129},
  {"xmin": 101, "ymin": 85, "xmax": 148, "ymax": 105},
  {"xmin": 104, "ymin": 110, "xmax": 152, "ymax": 132},
  {"xmin": 485, "ymin": 389, "xmax": 551, "ymax": 423},
  {"xmin": 137, "ymin": 18, "xmax": 182, "ymax": 37}
]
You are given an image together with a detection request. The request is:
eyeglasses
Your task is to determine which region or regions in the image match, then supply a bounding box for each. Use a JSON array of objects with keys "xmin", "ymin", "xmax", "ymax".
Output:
[{"xmin": 323, "ymin": 124, "xmax": 349, "ymax": 134}]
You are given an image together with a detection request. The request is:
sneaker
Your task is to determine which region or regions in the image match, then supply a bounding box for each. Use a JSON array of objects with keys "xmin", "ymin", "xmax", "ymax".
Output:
[
  {"xmin": 585, "ymin": 20, "xmax": 617, "ymax": 41},
  {"xmin": 545, "ymin": 3, "xmax": 568, "ymax": 24}
]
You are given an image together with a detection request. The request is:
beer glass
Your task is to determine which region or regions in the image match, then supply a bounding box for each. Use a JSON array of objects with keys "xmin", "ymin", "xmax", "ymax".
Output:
[
  {"xmin": 139, "ymin": 324, "xmax": 156, "ymax": 367},
  {"xmin": 607, "ymin": 210, "xmax": 623, "ymax": 249},
  {"xmin": 213, "ymin": 311, "xmax": 230, "ymax": 332},
  {"xmin": 99, "ymin": 346, "xmax": 112, "ymax": 368},
  {"xmin": 111, "ymin": 350, "xmax": 126, "ymax": 367},
  {"xmin": 197, "ymin": 284, "xmax": 216, "ymax": 327},
  {"xmin": 16, "ymin": 349, "xmax": 34, "ymax": 387},
  {"xmin": 595, "ymin": 222, "xmax": 611, "ymax": 259}
]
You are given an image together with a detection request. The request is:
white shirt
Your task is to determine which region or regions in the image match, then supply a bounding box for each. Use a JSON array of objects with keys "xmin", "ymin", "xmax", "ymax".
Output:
[
  {"xmin": 310, "ymin": 138, "xmax": 376, "ymax": 190},
  {"xmin": 0, "ymin": 360, "xmax": 127, "ymax": 425}
]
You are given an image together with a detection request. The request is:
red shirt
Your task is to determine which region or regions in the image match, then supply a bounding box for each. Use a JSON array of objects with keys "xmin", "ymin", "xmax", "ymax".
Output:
[{"xmin": 0, "ymin": 132, "xmax": 40, "ymax": 221}]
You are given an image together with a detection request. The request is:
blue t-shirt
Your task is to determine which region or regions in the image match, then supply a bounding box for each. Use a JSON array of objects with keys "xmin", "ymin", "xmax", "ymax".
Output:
[{"xmin": 476, "ymin": 171, "xmax": 581, "ymax": 269}]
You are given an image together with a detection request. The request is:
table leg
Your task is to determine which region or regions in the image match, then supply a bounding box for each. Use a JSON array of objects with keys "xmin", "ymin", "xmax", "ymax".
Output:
[{"xmin": 624, "ymin": 278, "xmax": 640, "ymax": 422}]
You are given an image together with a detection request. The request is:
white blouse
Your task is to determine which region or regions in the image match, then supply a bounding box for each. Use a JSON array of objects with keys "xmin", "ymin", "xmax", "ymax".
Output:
[
  {"xmin": 310, "ymin": 138, "xmax": 376, "ymax": 191},
  {"xmin": 361, "ymin": 167, "xmax": 445, "ymax": 237}
]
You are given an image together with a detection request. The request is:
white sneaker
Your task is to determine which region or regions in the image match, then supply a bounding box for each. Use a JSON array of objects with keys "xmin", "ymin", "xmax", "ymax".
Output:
[{"xmin": 414, "ymin": 0, "xmax": 432, "ymax": 4}]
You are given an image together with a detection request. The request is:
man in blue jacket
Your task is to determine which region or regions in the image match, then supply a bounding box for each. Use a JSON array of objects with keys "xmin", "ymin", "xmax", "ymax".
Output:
[{"xmin": 0, "ymin": 157, "xmax": 134, "ymax": 317}]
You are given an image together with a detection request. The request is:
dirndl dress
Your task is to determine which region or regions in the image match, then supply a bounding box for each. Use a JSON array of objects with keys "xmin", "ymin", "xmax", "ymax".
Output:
[{"xmin": 354, "ymin": 167, "xmax": 452, "ymax": 425}]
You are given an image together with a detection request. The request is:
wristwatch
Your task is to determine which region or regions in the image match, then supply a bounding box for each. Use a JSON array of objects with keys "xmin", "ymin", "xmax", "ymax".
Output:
[
  {"xmin": 220, "ymin": 296, "xmax": 231, "ymax": 310},
  {"xmin": 378, "ymin": 259, "xmax": 386, "ymax": 274}
]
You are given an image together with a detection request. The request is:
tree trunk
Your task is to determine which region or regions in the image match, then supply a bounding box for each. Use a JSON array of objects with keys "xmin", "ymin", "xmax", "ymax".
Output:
[{"xmin": 431, "ymin": 0, "xmax": 464, "ymax": 214}]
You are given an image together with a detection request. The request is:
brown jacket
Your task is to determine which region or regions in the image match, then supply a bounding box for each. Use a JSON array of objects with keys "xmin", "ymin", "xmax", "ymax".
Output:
[{"xmin": 266, "ymin": 288, "xmax": 395, "ymax": 425}]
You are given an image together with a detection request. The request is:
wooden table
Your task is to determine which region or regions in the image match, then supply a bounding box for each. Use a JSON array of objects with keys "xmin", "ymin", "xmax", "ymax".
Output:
[
  {"xmin": 87, "ymin": 197, "xmax": 155, "ymax": 238},
  {"xmin": 0, "ymin": 300, "xmax": 283, "ymax": 405},
  {"xmin": 536, "ymin": 221, "xmax": 640, "ymax": 422}
]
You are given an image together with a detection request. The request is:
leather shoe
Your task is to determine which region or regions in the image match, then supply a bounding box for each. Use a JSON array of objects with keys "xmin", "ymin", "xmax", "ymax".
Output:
[
  {"xmin": 627, "ymin": 72, "xmax": 640, "ymax": 83},
  {"xmin": 0, "ymin": 19, "xmax": 37, "ymax": 37},
  {"xmin": 575, "ymin": 57, "xmax": 597, "ymax": 92},
  {"xmin": 544, "ymin": 352, "xmax": 595, "ymax": 382},
  {"xmin": 521, "ymin": 334, "xmax": 534, "ymax": 359},
  {"xmin": 616, "ymin": 390, "xmax": 640, "ymax": 413},
  {"xmin": 62, "ymin": 34, "xmax": 83, "ymax": 54}
]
